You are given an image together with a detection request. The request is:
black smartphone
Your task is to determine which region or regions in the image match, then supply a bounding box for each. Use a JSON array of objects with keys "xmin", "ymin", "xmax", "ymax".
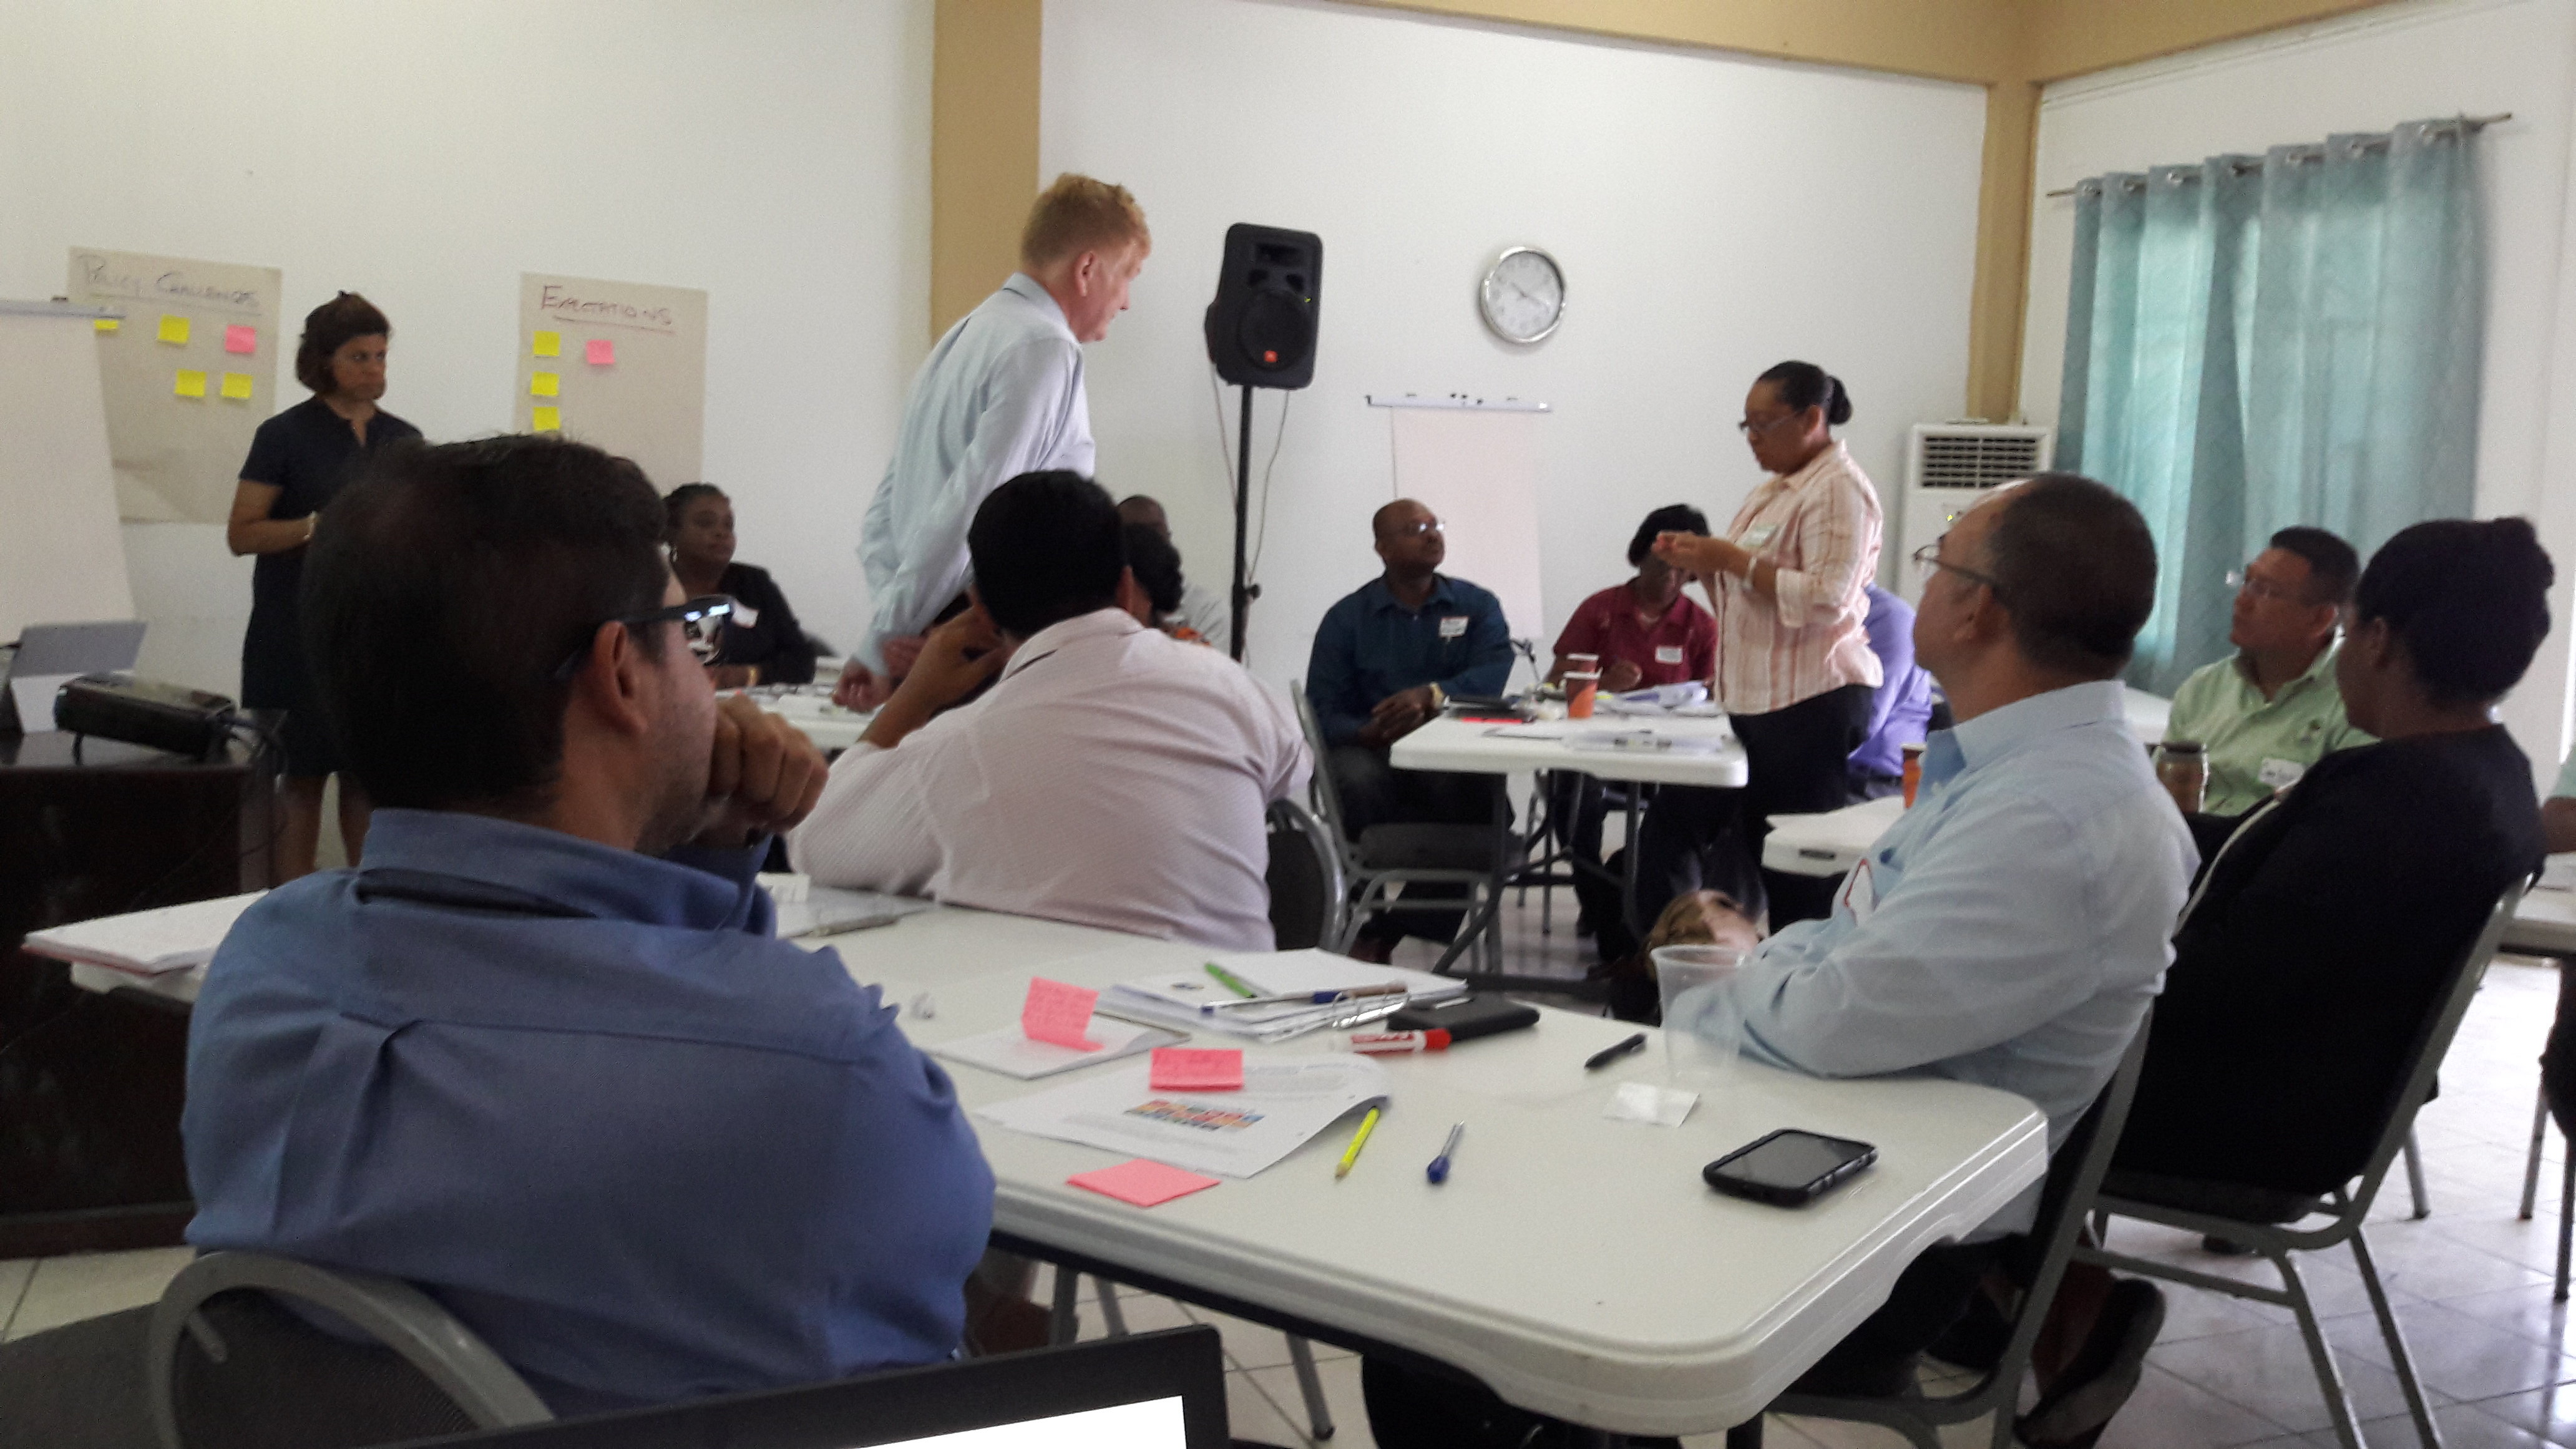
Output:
[{"xmin": 1702, "ymin": 1129, "xmax": 1878, "ymax": 1207}]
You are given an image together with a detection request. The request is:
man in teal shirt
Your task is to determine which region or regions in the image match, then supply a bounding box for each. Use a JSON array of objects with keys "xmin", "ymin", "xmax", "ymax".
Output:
[{"xmin": 2163, "ymin": 527, "xmax": 2373, "ymax": 814}]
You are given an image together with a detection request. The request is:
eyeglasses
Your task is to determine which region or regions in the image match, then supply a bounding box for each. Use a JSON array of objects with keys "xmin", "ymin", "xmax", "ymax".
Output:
[
  {"xmin": 1385, "ymin": 519, "xmax": 1446, "ymax": 538},
  {"xmin": 2225, "ymin": 567, "xmax": 2307, "ymax": 605},
  {"xmin": 1908, "ymin": 541, "xmax": 2004, "ymax": 597},
  {"xmin": 552, "ymin": 595, "xmax": 734, "ymax": 681},
  {"xmin": 1736, "ymin": 411, "xmax": 1800, "ymax": 439}
]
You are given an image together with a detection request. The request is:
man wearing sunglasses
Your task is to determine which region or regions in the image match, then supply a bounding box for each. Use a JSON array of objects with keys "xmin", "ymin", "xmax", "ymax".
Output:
[
  {"xmin": 182, "ymin": 435, "xmax": 997, "ymax": 1416},
  {"xmin": 2162, "ymin": 527, "xmax": 2373, "ymax": 814}
]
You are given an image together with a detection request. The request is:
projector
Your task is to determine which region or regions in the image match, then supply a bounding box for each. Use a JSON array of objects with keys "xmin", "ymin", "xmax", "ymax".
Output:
[{"xmin": 52, "ymin": 673, "xmax": 240, "ymax": 759}]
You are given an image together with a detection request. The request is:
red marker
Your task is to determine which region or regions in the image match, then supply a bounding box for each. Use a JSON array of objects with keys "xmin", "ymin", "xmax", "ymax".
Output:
[{"xmin": 1345, "ymin": 1029, "xmax": 1451, "ymax": 1055}]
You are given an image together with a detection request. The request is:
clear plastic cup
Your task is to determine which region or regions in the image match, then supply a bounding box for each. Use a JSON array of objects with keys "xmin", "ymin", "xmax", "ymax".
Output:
[{"xmin": 1652, "ymin": 944, "xmax": 1746, "ymax": 1085}]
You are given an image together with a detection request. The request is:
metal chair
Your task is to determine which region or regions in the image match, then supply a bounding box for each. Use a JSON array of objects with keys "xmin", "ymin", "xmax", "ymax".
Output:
[
  {"xmin": 2076, "ymin": 886, "xmax": 2526, "ymax": 1449},
  {"xmin": 2517, "ymin": 1083, "xmax": 2575, "ymax": 1301},
  {"xmin": 1291, "ymin": 681, "xmax": 1508, "ymax": 974},
  {"xmin": 1264, "ymin": 797, "xmax": 1346, "ymax": 950},
  {"xmin": 1752, "ymin": 1016, "xmax": 2153, "ymax": 1449},
  {"xmin": 147, "ymin": 1249, "xmax": 553, "ymax": 1448}
]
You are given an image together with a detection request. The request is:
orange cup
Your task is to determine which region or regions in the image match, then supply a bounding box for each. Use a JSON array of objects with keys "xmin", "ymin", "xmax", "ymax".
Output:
[{"xmin": 1567, "ymin": 672, "xmax": 1599, "ymax": 720}]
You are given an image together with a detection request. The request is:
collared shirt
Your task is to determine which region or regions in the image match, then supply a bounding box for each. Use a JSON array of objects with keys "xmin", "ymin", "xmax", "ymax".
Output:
[
  {"xmin": 1552, "ymin": 583, "xmax": 1716, "ymax": 688},
  {"xmin": 183, "ymin": 811, "xmax": 994, "ymax": 1415},
  {"xmin": 1725, "ymin": 681, "xmax": 2197, "ymax": 1232},
  {"xmin": 2164, "ymin": 643, "xmax": 2372, "ymax": 815},
  {"xmin": 791, "ymin": 609, "xmax": 1310, "ymax": 951},
  {"xmin": 1174, "ymin": 578, "xmax": 1233, "ymax": 655},
  {"xmin": 1707, "ymin": 441, "xmax": 1884, "ymax": 716},
  {"xmin": 1850, "ymin": 585, "xmax": 1934, "ymax": 778},
  {"xmin": 1304, "ymin": 574, "xmax": 1515, "ymax": 746},
  {"xmin": 856, "ymin": 275, "xmax": 1094, "ymax": 672}
]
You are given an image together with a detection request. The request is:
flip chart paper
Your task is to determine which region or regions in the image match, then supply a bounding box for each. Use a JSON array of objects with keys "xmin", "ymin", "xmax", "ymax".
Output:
[
  {"xmin": 530, "ymin": 371, "xmax": 559, "ymax": 398},
  {"xmin": 157, "ymin": 316, "xmax": 190, "ymax": 345},
  {"xmin": 532, "ymin": 331, "xmax": 561, "ymax": 358},
  {"xmin": 585, "ymin": 338, "xmax": 615, "ymax": 366},
  {"xmin": 173, "ymin": 370, "xmax": 207, "ymax": 399},
  {"xmin": 531, "ymin": 406, "xmax": 562, "ymax": 432},
  {"xmin": 1068, "ymin": 1159, "xmax": 1221, "ymax": 1208},
  {"xmin": 1150, "ymin": 1048, "xmax": 1244, "ymax": 1092},
  {"xmin": 219, "ymin": 373, "xmax": 253, "ymax": 401},
  {"xmin": 1023, "ymin": 977, "xmax": 1103, "ymax": 1051},
  {"xmin": 223, "ymin": 325, "xmax": 256, "ymax": 354}
]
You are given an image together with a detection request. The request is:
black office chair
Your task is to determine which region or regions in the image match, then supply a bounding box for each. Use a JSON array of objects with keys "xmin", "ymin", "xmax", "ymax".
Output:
[{"xmin": 1264, "ymin": 798, "xmax": 1345, "ymax": 950}]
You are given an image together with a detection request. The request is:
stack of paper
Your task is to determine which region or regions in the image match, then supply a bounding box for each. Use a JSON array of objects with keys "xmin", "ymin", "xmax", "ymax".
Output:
[
  {"xmin": 979, "ymin": 1055, "xmax": 1390, "ymax": 1178},
  {"xmin": 1101, "ymin": 948, "xmax": 1467, "ymax": 1043},
  {"xmin": 22, "ymin": 891, "xmax": 265, "ymax": 977}
]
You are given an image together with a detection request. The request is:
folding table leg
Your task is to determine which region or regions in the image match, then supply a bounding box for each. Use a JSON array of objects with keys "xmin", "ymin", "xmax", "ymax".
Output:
[
  {"xmin": 1093, "ymin": 1278, "xmax": 1128, "ymax": 1337},
  {"xmin": 2403, "ymin": 1130, "xmax": 2431, "ymax": 1220},
  {"xmin": 1048, "ymin": 1266, "xmax": 1080, "ymax": 1346},
  {"xmin": 2559, "ymin": 1153, "xmax": 2575, "ymax": 1304},
  {"xmin": 2524, "ymin": 1086, "xmax": 2552, "ymax": 1220},
  {"xmin": 1285, "ymin": 1335, "xmax": 1335, "ymax": 1440}
]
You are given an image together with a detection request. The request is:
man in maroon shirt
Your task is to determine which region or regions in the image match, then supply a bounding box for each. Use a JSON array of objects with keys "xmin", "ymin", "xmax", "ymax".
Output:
[{"xmin": 1548, "ymin": 504, "xmax": 1719, "ymax": 957}]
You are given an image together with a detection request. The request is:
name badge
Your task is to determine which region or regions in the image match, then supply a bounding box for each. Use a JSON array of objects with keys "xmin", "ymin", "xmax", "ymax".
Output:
[
  {"xmin": 1840, "ymin": 859, "xmax": 1878, "ymax": 922},
  {"xmin": 1438, "ymin": 616, "xmax": 1468, "ymax": 639},
  {"xmin": 2258, "ymin": 756, "xmax": 2306, "ymax": 791},
  {"xmin": 1738, "ymin": 523, "xmax": 1780, "ymax": 550},
  {"xmin": 729, "ymin": 603, "xmax": 760, "ymax": 628},
  {"xmin": 1654, "ymin": 645, "xmax": 1685, "ymax": 665}
]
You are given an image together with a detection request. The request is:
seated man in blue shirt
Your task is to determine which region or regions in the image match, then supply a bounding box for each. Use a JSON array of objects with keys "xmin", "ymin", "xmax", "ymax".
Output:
[
  {"xmin": 1849, "ymin": 582, "xmax": 1936, "ymax": 797},
  {"xmin": 183, "ymin": 435, "xmax": 997, "ymax": 1415},
  {"xmin": 1305, "ymin": 499, "xmax": 1515, "ymax": 961},
  {"xmin": 1360, "ymin": 475, "xmax": 2195, "ymax": 1449}
]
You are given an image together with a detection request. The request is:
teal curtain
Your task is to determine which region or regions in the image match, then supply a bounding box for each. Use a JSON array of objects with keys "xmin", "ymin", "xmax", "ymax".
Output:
[{"xmin": 2058, "ymin": 119, "xmax": 2485, "ymax": 693}]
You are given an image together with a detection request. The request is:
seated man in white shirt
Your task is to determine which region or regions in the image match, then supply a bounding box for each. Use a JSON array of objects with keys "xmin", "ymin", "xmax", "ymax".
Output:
[{"xmin": 793, "ymin": 470, "xmax": 1309, "ymax": 950}]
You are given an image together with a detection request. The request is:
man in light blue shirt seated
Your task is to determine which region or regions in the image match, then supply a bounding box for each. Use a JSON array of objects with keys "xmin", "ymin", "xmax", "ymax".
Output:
[{"xmin": 183, "ymin": 435, "xmax": 996, "ymax": 1415}]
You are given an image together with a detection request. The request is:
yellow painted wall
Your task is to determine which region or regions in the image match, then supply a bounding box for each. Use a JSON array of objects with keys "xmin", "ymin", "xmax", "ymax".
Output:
[{"xmin": 932, "ymin": 0, "xmax": 1043, "ymax": 342}]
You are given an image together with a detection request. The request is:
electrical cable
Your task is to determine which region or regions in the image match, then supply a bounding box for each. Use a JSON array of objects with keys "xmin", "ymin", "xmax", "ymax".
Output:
[{"xmin": 1249, "ymin": 390, "xmax": 1290, "ymax": 585}]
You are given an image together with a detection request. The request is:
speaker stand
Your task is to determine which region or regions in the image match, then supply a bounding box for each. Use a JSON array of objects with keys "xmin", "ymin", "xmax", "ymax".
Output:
[{"xmin": 1229, "ymin": 383, "xmax": 1257, "ymax": 662}]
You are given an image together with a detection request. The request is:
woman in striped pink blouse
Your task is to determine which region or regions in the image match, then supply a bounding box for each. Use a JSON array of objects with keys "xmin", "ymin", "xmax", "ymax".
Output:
[{"xmin": 1637, "ymin": 359, "xmax": 1886, "ymax": 929}]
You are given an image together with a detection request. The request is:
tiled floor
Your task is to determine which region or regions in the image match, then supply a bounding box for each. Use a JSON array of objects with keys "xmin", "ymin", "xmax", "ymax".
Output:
[{"xmin": 9, "ymin": 885, "xmax": 2572, "ymax": 1448}]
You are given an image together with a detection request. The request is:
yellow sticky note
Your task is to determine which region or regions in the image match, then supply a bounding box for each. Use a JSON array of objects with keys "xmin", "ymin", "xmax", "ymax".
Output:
[
  {"xmin": 94, "ymin": 318, "xmax": 119, "ymax": 333},
  {"xmin": 532, "ymin": 331, "xmax": 561, "ymax": 358},
  {"xmin": 220, "ymin": 372, "xmax": 254, "ymax": 401},
  {"xmin": 158, "ymin": 315, "xmax": 191, "ymax": 345},
  {"xmin": 532, "ymin": 406, "xmax": 562, "ymax": 432},
  {"xmin": 530, "ymin": 371, "xmax": 560, "ymax": 398},
  {"xmin": 175, "ymin": 369, "xmax": 208, "ymax": 398}
]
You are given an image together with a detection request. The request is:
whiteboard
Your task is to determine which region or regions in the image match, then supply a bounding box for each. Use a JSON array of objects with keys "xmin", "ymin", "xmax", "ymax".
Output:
[
  {"xmin": 514, "ymin": 272, "xmax": 707, "ymax": 490},
  {"xmin": 64, "ymin": 247, "xmax": 283, "ymax": 524},
  {"xmin": 0, "ymin": 303, "xmax": 135, "ymax": 640},
  {"xmin": 1387, "ymin": 407, "xmax": 1545, "ymax": 651}
]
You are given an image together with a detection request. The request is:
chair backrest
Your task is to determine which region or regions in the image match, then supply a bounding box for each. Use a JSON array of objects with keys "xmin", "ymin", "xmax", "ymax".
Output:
[
  {"xmin": 148, "ymin": 1251, "xmax": 552, "ymax": 1449},
  {"xmin": 2336, "ymin": 883, "xmax": 2526, "ymax": 1217},
  {"xmin": 1287, "ymin": 681, "xmax": 1362, "ymax": 872},
  {"xmin": 1978, "ymin": 1012, "xmax": 2154, "ymax": 1408},
  {"xmin": 1265, "ymin": 798, "xmax": 1345, "ymax": 950}
]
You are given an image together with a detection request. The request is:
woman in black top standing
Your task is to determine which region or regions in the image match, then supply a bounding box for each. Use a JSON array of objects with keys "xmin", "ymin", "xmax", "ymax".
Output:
[
  {"xmin": 226, "ymin": 292, "xmax": 421, "ymax": 879},
  {"xmin": 664, "ymin": 484, "xmax": 817, "ymax": 687}
]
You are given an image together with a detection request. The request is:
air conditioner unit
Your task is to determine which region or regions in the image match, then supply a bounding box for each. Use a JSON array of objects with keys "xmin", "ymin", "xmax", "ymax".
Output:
[{"xmin": 1893, "ymin": 423, "xmax": 2054, "ymax": 602}]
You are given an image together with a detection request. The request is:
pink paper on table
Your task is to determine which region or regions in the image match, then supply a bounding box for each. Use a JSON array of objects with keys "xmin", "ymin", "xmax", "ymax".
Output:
[
  {"xmin": 1149, "ymin": 1047, "xmax": 1244, "ymax": 1092},
  {"xmin": 585, "ymin": 338, "xmax": 615, "ymax": 366},
  {"xmin": 1067, "ymin": 1159, "xmax": 1222, "ymax": 1208},
  {"xmin": 1021, "ymin": 977, "xmax": 1103, "ymax": 1050},
  {"xmin": 223, "ymin": 324, "xmax": 257, "ymax": 354}
]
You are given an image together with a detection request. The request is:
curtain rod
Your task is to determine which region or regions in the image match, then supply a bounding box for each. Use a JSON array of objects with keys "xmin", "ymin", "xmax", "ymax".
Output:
[{"xmin": 2044, "ymin": 113, "xmax": 2509, "ymax": 198}]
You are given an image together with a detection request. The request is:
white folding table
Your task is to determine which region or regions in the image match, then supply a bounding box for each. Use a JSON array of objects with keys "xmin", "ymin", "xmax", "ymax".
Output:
[
  {"xmin": 831, "ymin": 904, "xmax": 2049, "ymax": 1439},
  {"xmin": 1387, "ymin": 713, "xmax": 1753, "ymax": 962}
]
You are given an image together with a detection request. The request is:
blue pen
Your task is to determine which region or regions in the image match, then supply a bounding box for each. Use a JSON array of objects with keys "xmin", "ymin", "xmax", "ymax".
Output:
[{"xmin": 1427, "ymin": 1122, "xmax": 1465, "ymax": 1184}]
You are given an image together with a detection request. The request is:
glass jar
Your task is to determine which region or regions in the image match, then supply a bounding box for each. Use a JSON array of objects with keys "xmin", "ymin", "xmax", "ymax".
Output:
[{"xmin": 2157, "ymin": 740, "xmax": 2208, "ymax": 815}]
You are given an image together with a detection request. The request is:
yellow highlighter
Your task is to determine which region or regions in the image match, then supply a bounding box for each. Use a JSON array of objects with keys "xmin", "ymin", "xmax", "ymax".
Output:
[{"xmin": 1335, "ymin": 1106, "xmax": 1382, "ymax": 1180}]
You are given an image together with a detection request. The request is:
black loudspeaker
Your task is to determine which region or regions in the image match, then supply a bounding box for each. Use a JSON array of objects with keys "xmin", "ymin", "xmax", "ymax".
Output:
[{"xmin": 1204, "ymin": 224, "xmax": 1322, "ymax": 390}]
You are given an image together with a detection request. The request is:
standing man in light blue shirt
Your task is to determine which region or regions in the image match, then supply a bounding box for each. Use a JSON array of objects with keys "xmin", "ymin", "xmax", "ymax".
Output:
[
  {"xmin": 837, "ymin": 175, "xmax": 1150, "ymax": 708},
  {"xmin": 1715, "ymin": 475, "xmax": 2193, "ymax": 1400}
]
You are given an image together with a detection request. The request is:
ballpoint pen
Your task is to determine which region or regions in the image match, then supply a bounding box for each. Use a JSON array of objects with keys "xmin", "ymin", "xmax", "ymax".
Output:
[
  {"xmin": 1335, "ymin": 1106, "xmax": 1383, "ymax": 1179},
  {"xmin": 1203, "ymin": 961, "xmax": 1261, "ymax": 998},
  {"xmin": 1427, "ymin": 1122, "xmax": 1465, "ymax": 1184},
  {"xmin": 1584, "ymin": 1032, "xmax": 1648, "ymax": 1070}
]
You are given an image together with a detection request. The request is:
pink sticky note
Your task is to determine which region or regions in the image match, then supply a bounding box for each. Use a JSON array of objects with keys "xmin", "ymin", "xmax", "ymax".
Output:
[
  {"xmin": 1068, "ymin": 1159, "xmax": 1222, "ymax": 1208},
  {"xmin": 223, "ymin": 324, "xmax": 256, "ymax": 355},
  {"xmin": 1022, "ymin": 977, "xmax": 1103, "ymax": 1051},
  {"xmin": 1150, "ymin": 1047, "xmax": 1244, "ymax": 1092},
  {"xmin": 585, "ymin": 338, "xmax": 615, "ymax": 366}
]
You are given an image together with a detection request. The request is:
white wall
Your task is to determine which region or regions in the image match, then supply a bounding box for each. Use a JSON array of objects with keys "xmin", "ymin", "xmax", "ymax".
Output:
[
  {"xmin": 1042, "ymin": 0, "xmax": 1988, "ymax": 689},
  {"xmin": 0, "ymin": 0, "xmax": 933, "ymax": 697},
  {"xmin": 2017, "ymin": 0, "xmax": 2576, "ymax": 776}
]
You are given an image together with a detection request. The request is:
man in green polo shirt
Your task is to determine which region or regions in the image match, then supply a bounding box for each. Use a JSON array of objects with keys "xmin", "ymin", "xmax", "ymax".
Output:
[{"xmin": 2164, "ymin": 526, "xmax": 2374, "ymax": 815}]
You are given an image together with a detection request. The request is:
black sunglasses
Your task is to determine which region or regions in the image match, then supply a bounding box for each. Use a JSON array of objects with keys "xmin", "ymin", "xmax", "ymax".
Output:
[{"xmin": 552, "ymin": 595, "xmax": 734, "ymax": 681}]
